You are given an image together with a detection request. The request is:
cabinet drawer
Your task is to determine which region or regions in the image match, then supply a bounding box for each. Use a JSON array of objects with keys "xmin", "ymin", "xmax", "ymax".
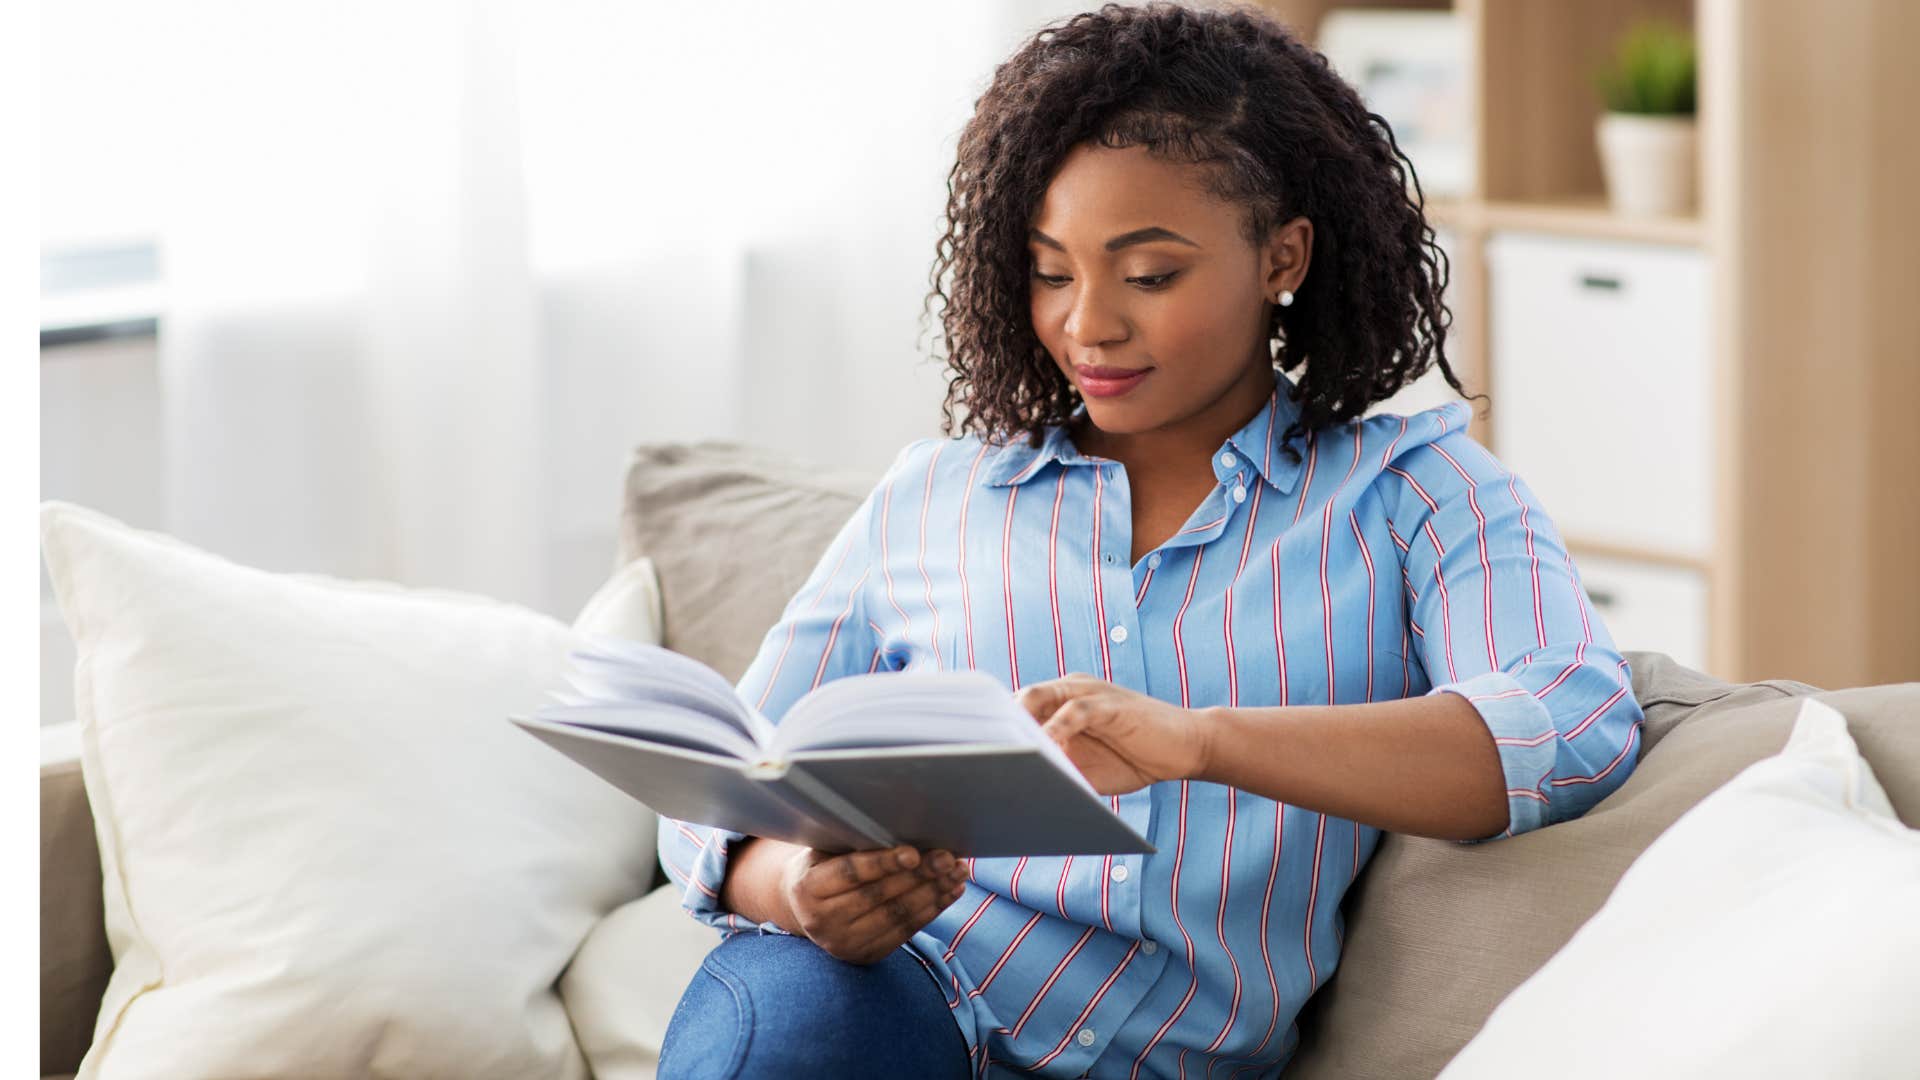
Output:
[
  {"xmin": 1571, "ymin": 552, "xmax": 1709, "ymax": 674},
  {"xmin": 1487, "ymin": 232, "xmax": 1712, "ymax": 558}
]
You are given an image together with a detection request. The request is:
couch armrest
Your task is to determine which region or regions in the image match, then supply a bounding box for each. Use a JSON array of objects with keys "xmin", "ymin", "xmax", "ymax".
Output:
[{"xmin": 41, "ymin": 723, "xmax": 109, "ymax": 1077}]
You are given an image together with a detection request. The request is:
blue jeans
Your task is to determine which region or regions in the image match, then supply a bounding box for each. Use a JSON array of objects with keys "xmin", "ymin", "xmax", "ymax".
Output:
[{"xmin": 658, "ymin": 931, "xmax": 974, "ymax": 1079}]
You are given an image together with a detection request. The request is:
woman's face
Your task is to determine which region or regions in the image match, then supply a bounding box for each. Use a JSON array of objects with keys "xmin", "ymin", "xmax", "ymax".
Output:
[{"xmin": 1028, "ymin": 142, "xmax": 1310, "ymax": 443}]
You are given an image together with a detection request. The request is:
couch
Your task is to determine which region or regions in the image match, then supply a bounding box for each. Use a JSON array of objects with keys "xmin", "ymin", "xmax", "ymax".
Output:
[{"xmin": 40, "ymin": 441, "xmax": 1920, "ymax": 1078}]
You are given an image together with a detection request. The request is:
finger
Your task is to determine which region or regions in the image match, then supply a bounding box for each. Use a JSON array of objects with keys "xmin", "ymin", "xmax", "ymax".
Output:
[
  {"xmin": 808, "ymin": 863, "xmax": 969, "ymax": 957},
  {"xmin": 842, "ymin": 873, "xmax": 961, "ymax": 942},
  {"xmin": 804, "ymin": 845, "xmax": 919, "ymax": 899},
  {"xmin": 1015, "ymin": 679, "xmax": 1088, "ymax": 723},
  {"xmin": 918, "ymin": 848, "xmax": 958, "ymax": 880},
  {"xmin": 812, "ymin": 863, "xmax": 937, "ymax": 925},
  {"xmin": 1012, "ymin": 681, "xmax": 1062, "ymax": 723},
  {"xmin": 1043, "ymin": 697, "xmax": 1097, "ymax": 743}
]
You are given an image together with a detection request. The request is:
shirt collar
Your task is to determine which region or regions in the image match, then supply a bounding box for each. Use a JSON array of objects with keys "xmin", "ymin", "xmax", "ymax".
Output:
[{"xmin": 981, "ymin": 373, "xmax": 1307, "ymax": 494}]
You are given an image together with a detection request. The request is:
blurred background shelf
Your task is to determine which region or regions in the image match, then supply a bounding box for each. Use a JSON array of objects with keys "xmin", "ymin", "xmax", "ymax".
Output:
[
  {"xmin": 1429, "ymin": 196, "xmax": 1704, "ymax": 248},
  {"xmin": 1269, "ymin": 0, "xmax": 1919, "ymax": 687}
]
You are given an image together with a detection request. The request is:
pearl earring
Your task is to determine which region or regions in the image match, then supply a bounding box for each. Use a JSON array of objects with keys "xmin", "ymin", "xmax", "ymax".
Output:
[{"xmin": 1277, "ymin": 289, "xmax": 1295, "ymax": 307}]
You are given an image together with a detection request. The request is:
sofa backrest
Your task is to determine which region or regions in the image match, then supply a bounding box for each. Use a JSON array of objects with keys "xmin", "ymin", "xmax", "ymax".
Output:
[
  {"xmin": 617, "ymin": 439, "xmax": 1920, "ymax": 1077},
  {"xmin": 39, "ymin": 440, "xmax": 1920, "ymax": 1080}
]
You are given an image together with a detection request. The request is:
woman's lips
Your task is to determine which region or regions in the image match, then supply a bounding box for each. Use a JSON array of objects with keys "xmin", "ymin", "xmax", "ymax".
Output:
[{"xmin": 1075, "ymin": 365, "xmax": 1152, "ymax": 398}]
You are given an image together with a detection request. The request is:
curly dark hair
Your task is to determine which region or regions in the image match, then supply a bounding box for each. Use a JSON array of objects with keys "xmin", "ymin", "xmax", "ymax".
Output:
[{"xmin": 919, "ymin": 0, "xmax": 1480, "ymax": 461}]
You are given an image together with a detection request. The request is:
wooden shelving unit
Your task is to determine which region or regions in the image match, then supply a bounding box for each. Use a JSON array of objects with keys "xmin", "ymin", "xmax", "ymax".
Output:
[
  {"xmin": 1430, "ymin": 197, "xmax": 1706, "ymax": 249},
  {"xmin": 1260, "ymin": 0, "xmax": 1919, "ymax": 688}
]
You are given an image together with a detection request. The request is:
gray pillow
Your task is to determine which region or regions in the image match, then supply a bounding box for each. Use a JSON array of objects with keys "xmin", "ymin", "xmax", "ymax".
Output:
[{"xmin": 619, "ymin": 441, "xmax": 872, "ymax": 685}]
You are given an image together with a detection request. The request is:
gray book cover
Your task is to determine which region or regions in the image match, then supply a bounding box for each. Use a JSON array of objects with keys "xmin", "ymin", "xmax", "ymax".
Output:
[{"xmin": 511, "ymin": 715, "xmax": 1155, "ymax": 857}]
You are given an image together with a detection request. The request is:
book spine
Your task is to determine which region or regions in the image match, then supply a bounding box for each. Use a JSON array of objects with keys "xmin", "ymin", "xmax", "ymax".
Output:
[{"xmin": 778, "ymin": 764, "xmax": 898, "ymax": 849}]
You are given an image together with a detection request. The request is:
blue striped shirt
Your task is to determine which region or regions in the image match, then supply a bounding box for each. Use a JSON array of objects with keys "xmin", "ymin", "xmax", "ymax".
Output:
[{"xmin": 657, "ymin": 376, "xmax": 1643, "ymax": 1079}]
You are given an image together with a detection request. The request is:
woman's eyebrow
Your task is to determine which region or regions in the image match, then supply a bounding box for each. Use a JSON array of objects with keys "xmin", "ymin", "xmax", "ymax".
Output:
[{"xmin": 1029, "ymin": 226, "xmax": 1202, "ymax": 252}]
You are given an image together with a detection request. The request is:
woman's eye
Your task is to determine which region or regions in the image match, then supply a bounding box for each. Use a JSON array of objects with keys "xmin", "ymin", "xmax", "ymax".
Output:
[{"xmin": 1030, "ymin": 272, "xmax": 1179, "ymax": 289}]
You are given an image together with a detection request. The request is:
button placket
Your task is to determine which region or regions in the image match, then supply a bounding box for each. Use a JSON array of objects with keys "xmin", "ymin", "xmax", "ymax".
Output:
[{"xmin": 1095, "ymin": 459, "xmax": 1133, "ymax": 649}]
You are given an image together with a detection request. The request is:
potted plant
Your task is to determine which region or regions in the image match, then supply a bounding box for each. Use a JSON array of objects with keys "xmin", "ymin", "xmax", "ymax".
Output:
[{"xmin": 1593, "ymin": 19, "xmax": 1698, "ymax": 217}]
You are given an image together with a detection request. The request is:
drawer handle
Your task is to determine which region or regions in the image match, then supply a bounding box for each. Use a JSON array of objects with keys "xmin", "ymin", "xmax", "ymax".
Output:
[
  {"xmin": 1578, "ymin": 274, "xmax": 1624, "ymax": 292},
  {"xmin": 1586, "ymin": 586, "xmax": 1619, "ymax": 609}
]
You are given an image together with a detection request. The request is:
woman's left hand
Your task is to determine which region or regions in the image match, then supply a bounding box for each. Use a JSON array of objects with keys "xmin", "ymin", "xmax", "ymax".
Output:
[{"xmin": 1014, "ymin": 674, "xmax": 1212, "ymax": 795}]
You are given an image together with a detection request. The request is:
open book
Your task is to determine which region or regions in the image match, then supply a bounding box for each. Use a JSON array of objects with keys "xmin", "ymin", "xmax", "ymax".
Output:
[{"xmin": 510, "ymin": 633, "xmax": 1154, "ymax": 857}]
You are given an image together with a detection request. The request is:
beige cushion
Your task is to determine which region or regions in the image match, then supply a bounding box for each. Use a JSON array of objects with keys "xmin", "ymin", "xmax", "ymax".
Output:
[
  {"xmin": 619, "ymin": 442, "xmax": 871, "ymax": 683},
  {"xmin": 1289, "ymin": 660, "xmax": 1920, "ymax": 1079}
]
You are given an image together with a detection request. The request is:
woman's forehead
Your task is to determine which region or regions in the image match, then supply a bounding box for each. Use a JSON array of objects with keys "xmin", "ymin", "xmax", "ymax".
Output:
[{"xmin": 1031, "ymin": 146, "xmax": 1229, "ymax": 246}]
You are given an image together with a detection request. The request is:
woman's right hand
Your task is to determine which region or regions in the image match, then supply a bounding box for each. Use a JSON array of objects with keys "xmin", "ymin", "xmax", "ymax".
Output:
[{"xmin": 778, "ymin": 843, "xmax": 970, "ymax": 965}]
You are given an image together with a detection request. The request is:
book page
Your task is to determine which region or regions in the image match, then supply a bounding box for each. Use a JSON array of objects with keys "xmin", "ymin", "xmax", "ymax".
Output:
[
  {"xmin": 533, "ymin": 701, "xmax": 761, "ymax": 759},
  {"xmin": 532, "ymin": 633, "xmax": 777, "ymax": 756},
  {"xmin": 774, "ymin": 671, "xmax": 1100, "ymax": 799},
  {"xmin": 567, "ymin": 633, "xmax": 774, "ymax": 747}
]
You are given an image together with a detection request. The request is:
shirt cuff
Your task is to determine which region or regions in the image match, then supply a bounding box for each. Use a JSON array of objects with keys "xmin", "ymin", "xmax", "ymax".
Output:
[
  {"xmin": 673, "ymin": 824, "xmax": 798, "ymax": 937},
  {"xmin": 1427, "ymin": 671, "xmax": 1558, "ymax": 844}
]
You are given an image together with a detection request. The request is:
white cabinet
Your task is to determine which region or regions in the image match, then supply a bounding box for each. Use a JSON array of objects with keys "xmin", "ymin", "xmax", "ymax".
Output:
[
  {"xmin": 1487, "ymin": 232, "xmax": 1713, "ymax": 559},
  {"xmin": 1571, "ymin": 553, "xmax": 1710, "ymax": 675}
]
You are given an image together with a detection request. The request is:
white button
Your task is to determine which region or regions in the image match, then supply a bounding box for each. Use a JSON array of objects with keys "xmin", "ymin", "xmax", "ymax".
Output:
[
  {"xmin": 1077, "ymin": 1028, "xmax": 1097, "ymax": 1047},
  {"xmin": 1141, "ymin": 940, "xmax": 1158, "ymax": 954},
  {"xmin": 1232, "ymin": 485, "xmax": 1247, "ymax": 503},
  {"xmin": 1108, "ymin": 625, "xmax": 1128, "ymax": 644},
  {"xmin": 1147, "ymin": 553, "xmax": 1161, "ymax": 569},
  {"xmin": 1219, "ymin": 452, "xmax": 1237, "ymax": 469},
  {"xmin": 1109, "ymin": 863, "xmax": 1129, "ymax": 883}
]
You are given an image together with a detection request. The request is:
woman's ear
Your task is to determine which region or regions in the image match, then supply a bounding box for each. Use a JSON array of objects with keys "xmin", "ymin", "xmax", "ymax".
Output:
[{"xmin": 1263, "ymin": 216, "xmax": 1313, "ymax": 299}]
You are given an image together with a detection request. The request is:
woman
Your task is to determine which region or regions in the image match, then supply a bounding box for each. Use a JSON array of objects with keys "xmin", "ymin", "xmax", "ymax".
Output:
[{"xmin": 655, "ymin": 4, "xmax": 1643, "ymax": 1077}]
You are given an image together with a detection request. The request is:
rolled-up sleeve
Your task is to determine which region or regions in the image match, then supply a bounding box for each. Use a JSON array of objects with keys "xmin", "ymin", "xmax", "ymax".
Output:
[
  {"xmin": 1384, "ymin": 430, "xmax": 1645, "ymax": 844},
  {"xmin": 655, "ymin": 441, "xmax": 924, "ymax": 934}
]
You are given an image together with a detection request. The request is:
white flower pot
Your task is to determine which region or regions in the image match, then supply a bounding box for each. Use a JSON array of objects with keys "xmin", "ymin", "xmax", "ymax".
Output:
[{"xmin": 1596, "ymin": 112, "xmax": 1697, "ymax": 217}]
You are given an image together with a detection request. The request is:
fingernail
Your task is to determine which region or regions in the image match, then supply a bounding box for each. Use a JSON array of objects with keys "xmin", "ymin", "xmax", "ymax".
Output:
[
  {"xmin": 932, "ymin": 851, "xmax": 954, "ymax": 872},
  {"xmin": 897, "ymin": 848, "xmax": 918, "ymax": 869}
]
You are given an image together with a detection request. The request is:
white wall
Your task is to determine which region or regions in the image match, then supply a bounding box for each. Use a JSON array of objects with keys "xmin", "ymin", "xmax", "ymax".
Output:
[
  {"xmin": 33, "ymin": 2, "xmax": 1241, "ymax": 727},
  {"xmin": 40, "ymin": 335, "xmax": 167, "ymax": 726}
]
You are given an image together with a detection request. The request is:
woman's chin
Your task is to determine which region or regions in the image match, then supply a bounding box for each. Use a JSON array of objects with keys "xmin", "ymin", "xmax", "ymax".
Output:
[{"xmin": 1078, "ymin": 401, "xmax": 1168, "ymax": 437}]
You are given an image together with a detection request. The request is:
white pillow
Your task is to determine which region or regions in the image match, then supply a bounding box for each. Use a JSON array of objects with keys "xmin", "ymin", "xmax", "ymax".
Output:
[
  {"xmin": 1439, "ymin": 696, "xmax": 1920, "ymax": 1080},
  {"xmin": 566, "ymin": 550, "xmax": 668, "ymax": 879},
  {"xmin": 559, "ymin": 881, "xmax": 720, "ymax": 1080},
  {"xmin": 572, "ymin": 553, "xmax": 666, "ymax": 647},
  {"xmin": 557, "ymin": 557, "xmax": 727, "ymax": 1080},
  {"xmin": 39, "ymin": 500, "xmax": 658, "ymax": 1079}
]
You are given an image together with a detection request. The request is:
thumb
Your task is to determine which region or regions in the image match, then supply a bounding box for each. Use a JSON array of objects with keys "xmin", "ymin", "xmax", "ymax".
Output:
[{"xmin": 1013, "ymin": 679, "xmax": 1078, "ymax": 724}]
